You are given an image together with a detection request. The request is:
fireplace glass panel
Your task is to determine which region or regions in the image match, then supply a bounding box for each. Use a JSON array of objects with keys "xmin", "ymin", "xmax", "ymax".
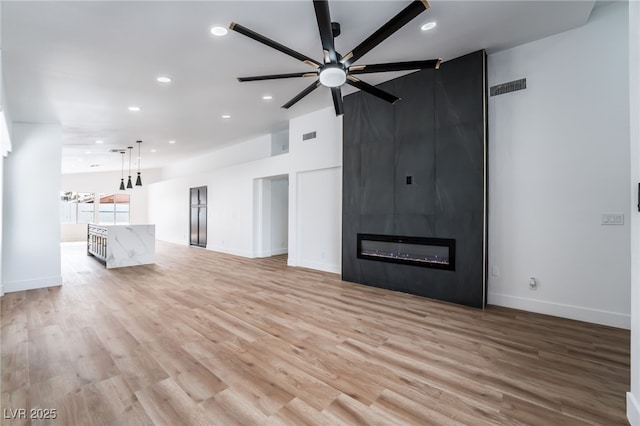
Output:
[{"xmin": 357, "ymin": 234, "xmax": 455, "ymax": 271}]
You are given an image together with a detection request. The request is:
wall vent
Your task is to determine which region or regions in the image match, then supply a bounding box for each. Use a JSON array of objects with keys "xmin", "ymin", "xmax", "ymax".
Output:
[
  {"xmin": 490, "ymin": 78, "xmax": 526, "ymax": 96},
  {"xmin": 302, "ymin": 131, "xmax": 317, "ymax": 141}
]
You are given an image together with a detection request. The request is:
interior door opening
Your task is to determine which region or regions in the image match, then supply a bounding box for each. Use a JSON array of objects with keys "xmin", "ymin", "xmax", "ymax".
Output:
[{"xmin": 253, "ymin": 175, "xmax": 289, "ymax": 258}]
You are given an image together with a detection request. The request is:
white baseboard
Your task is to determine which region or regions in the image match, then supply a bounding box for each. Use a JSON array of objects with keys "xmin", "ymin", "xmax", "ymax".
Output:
[
  {"xmin": 3, "ymin": 275, "xmax": 63, "ymax": 293},
  {"xmin": 488, "ymin": 292, "xmax": 630, "ymax": 329},
  {"xmin": 628, "ymin": 392, "xmax": 640, "ymax": 426},
  {"xmin": 297, "ymin": 259, "xmax": 340, "ymax": 274},
  {"xmin": 207, "ymin": 245, "xmax": 253, "ymax": 259},
  {"xmin": 254, "ymin": 248, "xmax": 288, "ymax": 258}
]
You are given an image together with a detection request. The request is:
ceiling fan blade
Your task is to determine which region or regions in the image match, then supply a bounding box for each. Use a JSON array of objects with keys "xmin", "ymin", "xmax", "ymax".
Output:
[
  {"xmin": 349, "ymin": 59, "xmax": 441, "ymax": 75},
  {"xmin": 230, "ymin": 22, "xmax": 321, "ymax": 68},
  {"xmin": 282, "ymin": 80, "xmax": 321, "ymax": 109},
  {"xmin": 238, "ymin": 72, "xmax": 317, "ymax": 82},
  {"xmin": 341, "ymin": 0, "xmax": 430, "ymax": 67},
  {"xmin": 331, "ymin": 87, "xmax": 344, "ymax": 116},
  {"xmin": 347, "ymin": 76, "xmax": 400, "ymax": 104},
  {"xmin": 313, "ymin": 0, "xmax": 337, "ymax": 63}
]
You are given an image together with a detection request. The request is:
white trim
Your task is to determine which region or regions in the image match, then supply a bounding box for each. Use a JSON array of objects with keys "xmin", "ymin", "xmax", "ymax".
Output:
[
  {"xmin": 488, "ymin": 292, "xmax": 630, "ymax": 329},
  {"xmin": 628, "ymin": 392, "xmax": 640, "ymax": 426},
  {"xmin": 297, "ymin": 259, "xmax": 340, "ymax": 274},
  {"xmin": 206, "ymin": 245, "xmax": 253, "ymax": 259},
  {"xmin": 3, "ymin": 276, "xmax": 62, "ymax": 293},
  {"xmin": 1, "ymin": 110, "xmax": 12, "ymax": 157},
  {"xmin": 254, "ymin": 248, "xmax": 288, "ymax": 258}
]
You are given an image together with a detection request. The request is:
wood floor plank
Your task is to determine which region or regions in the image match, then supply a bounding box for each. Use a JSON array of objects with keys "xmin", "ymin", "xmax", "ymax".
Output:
[
  {"xmin": 135, "ymin": 377, "xmax": 214, "ymax": 425},
  {"xmin": 0, "ymin": 241, "xmax": 630, "ymax": 425}
]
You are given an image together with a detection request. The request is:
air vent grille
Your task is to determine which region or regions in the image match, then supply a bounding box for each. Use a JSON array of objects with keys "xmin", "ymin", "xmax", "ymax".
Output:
[
  {"xmin": 302, "ymin": 131, "xmax": 317, "ymax": 141},
  {"xmin": 108, "ymin": 148, "xmax": 127, "ymax": 153},
  {"xmin": 490, "ymin": 78, "xmax": 526, "ymax": 96}
]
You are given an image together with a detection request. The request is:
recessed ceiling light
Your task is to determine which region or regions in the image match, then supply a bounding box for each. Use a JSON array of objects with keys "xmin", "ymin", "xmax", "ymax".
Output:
[
  {"xmin": 85, "ymin": 151, "xmax": 92, "ymax": 154},
  {"xmin": 128, "ymin": 106, "xmax": 141, "ymax": 111},
  {"xmin": 421, "ymin": 21, "xmax": 437, "ymax": 31},
  {"xmin": 150, "ymin": 149, "xmax": 157, "ymax": 153},
  {"xmin": 262, "ymin": 95, "xmax": 273, "ymax": 100},
  {"xmin": 222, "ymin": 114, "xmax": 231, "ymax": 119},
  {"xmin": 210, "ymin": 26, "xmax": 228, "ymax": 36},
  {"xmin": 95, "ymin": 140, "xmax": 104, "ymax": 144},
  {"xmin": 157, "ymin": 76, "xmax": 172, "ymax": 83},
  {"xmin": 168, "ymin": 140, "xmax": 176, "ymax": 144}
]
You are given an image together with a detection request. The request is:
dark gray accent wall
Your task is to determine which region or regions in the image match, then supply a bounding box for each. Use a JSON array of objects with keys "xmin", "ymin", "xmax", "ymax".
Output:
[{"xmin": 342, "ymin": 50, "xmax": 487, "ymax": 308}]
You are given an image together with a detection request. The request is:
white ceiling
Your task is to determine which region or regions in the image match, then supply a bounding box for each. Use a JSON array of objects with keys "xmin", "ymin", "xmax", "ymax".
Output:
[{"xmin": 1, "ymin": 0, "xmax": 596, "ymax": 174}]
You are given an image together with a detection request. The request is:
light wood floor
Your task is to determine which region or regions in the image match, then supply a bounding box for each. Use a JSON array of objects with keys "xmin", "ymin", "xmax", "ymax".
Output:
[{"xmin": 1, "ymin": 241, "xmax": 630, "ymax": 425}]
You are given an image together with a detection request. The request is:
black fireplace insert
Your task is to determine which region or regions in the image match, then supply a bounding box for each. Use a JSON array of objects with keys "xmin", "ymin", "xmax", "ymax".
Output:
[{"xmin": 357, "ymin": 234, "xmax": 456, "ymax": 271}]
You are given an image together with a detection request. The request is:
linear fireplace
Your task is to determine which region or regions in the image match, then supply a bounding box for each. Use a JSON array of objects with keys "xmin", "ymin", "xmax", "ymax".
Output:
[{"xmin": 357, "ymin": 234, "xmax": 456, "ymax": 271}]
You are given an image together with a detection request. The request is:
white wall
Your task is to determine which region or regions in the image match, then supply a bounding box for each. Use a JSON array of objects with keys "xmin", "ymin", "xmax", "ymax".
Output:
[
  {"xmin": 162, "ymin": 135, "xmax": 272, "ymax": 180},
  {"xmin": 60, "ymin": 168, "xmax": 162, "ymax": 241},
  {"xmin": 0, "ymin": 154, "xmax": 4, "ymax": 296},
  {"xmin": 296, "ymin": 167, "xmax": 341, "ymax": 273},
  {"xmin": 271, "ymin": 129, "xmax": 289, "ymax": 156},
  {"xmin": 627, "ymin": 0, "xmax": 640, "ymax": 422},
  {"xmin": 2, "ymin": 123, "xmax": 62, "ymax": 293},
  {"xmin": 488, "ymin": 3, "xmax": 630, "ymax": 328},
  {"xmin": 148, "ymin": 106, "xmax": 342, "ymax": 273}
]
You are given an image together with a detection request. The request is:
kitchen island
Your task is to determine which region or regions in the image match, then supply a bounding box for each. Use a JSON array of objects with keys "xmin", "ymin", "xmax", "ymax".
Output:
[{"xmin": 87, "ymin": 224, "xmax": 155, "ymax": 268}]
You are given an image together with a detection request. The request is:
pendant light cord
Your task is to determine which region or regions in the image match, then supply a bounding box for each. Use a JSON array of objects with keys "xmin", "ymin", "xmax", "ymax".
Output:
[{"xmin": 135, "ymin": 140, "xmax": 143, "ymax": 186}]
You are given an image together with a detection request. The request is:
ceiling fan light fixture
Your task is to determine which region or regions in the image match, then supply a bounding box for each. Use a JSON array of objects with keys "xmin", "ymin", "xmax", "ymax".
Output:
[
  {"xmin": 210, "ymin": 26, "xmax": 228, "ymax": 36},
  {"xmin": 421, "ymin": 21, "xmax": 437, "ymax": 31},
  {"xmin": 319, "ymin": 66, "xmax": 346, "ymax": 88}
]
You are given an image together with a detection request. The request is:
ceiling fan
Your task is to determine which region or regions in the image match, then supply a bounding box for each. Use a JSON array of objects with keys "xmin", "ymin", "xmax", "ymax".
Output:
[{"xmin": 230, "ymin": 0, "xmax": 441, "ymax": 116}]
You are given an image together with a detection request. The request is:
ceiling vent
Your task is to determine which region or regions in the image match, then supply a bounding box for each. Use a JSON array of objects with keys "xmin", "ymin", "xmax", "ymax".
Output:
[
  {"xmin": 108, "ymin": 148, "xmax": 127, "ymax": 153},
  {"xmin": 302, "ymin": 131, "xmax": 317, "ymax": 141},
  {"xmin": 490, "ymin": 78, "xmax": 526, "ymax": 96}
]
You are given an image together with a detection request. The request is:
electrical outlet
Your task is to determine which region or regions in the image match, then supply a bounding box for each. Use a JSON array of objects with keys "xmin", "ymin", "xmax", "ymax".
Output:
[
  {"xmin": 491, "ymin": 266, "xmax": 500, "ymax": 277},
  {"xmin": 529, "ymin": 277, "xmax": 537, "ymax": 290}
]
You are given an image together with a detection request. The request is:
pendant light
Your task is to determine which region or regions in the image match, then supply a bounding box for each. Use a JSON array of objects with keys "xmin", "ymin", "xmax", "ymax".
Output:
[
  {"xmin": 135, "ymin": 140, "xmax": 143, "ymax": 186},
  {"xmin": 119, "ymin": 151, "xmax": 126, "ymax": 191},
  {"xmin": 126, "ymin": 146, "xmax": 133, "ymax": 189}
]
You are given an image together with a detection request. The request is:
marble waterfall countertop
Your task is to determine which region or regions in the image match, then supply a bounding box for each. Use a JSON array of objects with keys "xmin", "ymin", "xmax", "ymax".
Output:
[{"xmin": 88, "ymin": 224, "xmax": 155, "ymax": 268}]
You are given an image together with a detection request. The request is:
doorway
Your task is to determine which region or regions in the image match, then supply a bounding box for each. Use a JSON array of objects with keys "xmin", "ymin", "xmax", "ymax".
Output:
[
  {"xmin": 253, "ymin": 175, "xmax": 289, "ymax": 257},
  {"xmin": 190, "ymin": 186, "xmax": 207, "ymax": 248}
]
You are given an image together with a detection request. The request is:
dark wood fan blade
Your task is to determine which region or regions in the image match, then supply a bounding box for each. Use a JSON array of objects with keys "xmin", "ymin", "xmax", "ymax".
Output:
[
  {"xmin": 331, "ymin": 87, "xmax": 344, "ymax": 116},
  {"xmin": 282, "ymin": 80, "xmax": 321, "ymax": 109},
  {"xmin": 238, "ymin": 72, "xmax": 317, "ymax": 82},
  {"xmin": 349, "ymin": 59, "xmax": 441, "ymax": 75},
  {"xmin": 313, "ymin": 0, "xmax": 337, "ymax": 63},
  {"xmin": 230, "ymin": 22, "xmax": 321, "ymax": 68},
  {"xmin": 347, "ymin": 76, "xmax": 400, "ymax": 104},
  {"xmin": 341, "ymin": 0, "xmax": 430, "ymax": 67}
]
